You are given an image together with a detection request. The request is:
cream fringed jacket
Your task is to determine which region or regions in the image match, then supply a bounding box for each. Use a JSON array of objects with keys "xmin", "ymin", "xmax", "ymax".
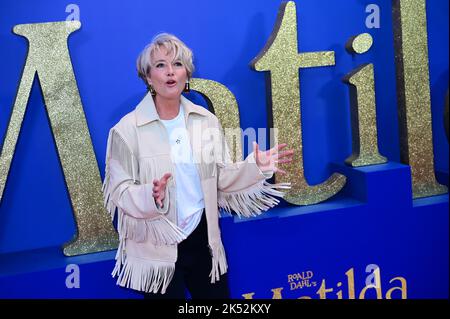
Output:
[{"xmin": 102, "ymin": 92, "xmax": 290, "ymax": 294}]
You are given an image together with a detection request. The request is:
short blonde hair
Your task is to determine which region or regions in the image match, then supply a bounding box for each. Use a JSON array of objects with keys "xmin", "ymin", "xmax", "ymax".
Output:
[{"xmin": 136, "ymin": 33, "xmax": 195, "ymax": 87}]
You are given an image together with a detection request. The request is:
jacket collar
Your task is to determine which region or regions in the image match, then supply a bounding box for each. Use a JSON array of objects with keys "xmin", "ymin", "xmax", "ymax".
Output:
[{"xmin": 135, "ymin": 92, "xmax": 209, "ymax": 127}]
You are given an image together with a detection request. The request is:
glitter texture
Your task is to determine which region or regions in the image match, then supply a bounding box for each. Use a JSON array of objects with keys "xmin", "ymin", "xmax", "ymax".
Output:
[
  {"xmin": 1, "ymin": 21, "xmax": 119, "ymax": 256},
  {"xmin": 392, "ymin": 0, "xmax": 447, "ymax": 198},
  {"xmin": 190, "ymin": 78, "xmax": 243, "ymax": 161},
  {"xmin": 346, "ymin": 33, "xmax": 373, "ymax": 55},
  {"xmin": 251, "ymin": 1, "xmax": 346, "ymax": 205},
  {"xmin": 343, "ymin": 63, "xmax": 387, "ymax": 167}
]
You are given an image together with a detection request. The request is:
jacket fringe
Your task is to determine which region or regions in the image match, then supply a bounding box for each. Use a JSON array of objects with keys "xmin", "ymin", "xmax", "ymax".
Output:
[
  {"xmin": 102, "ymin": 128, "xmax": 138, "ymax": 220},
  {"xmin": 118, "ymin": 209, "xmax": 186, "ymax": 245},
  {"xmin": 112, "ymin": 237, "xmax": 126, "ymax": 278},
  {"xmin": 209, "ymin": 242, "xmax": 228, "ymax": 284},
  {"xmin": 218, "ymin": 181, "xmax": 291, "ymax": 217},
  {"xmin": 102, "ymin": 128, "xmax": 186, "ymax": 246},
  {"xmin": 113, "ymin": 256, "xmax": 175, "ymax": 294}
]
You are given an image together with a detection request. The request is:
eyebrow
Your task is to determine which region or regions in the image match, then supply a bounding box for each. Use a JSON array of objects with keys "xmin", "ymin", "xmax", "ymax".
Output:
[{"xmin": 153, "ymin": 57, "xmax": 181, "ymax": 63}]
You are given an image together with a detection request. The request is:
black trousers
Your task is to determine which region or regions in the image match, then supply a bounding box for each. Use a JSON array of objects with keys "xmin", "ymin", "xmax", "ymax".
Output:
[{"xmin": 143, "ymin": 212, "xmax": 230, "ymax": 299}]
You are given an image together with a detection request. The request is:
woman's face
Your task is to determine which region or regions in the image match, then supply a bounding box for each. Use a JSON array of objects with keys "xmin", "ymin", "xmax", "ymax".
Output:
[{"xmin": 147, "ymin": 46, "xmax": 188, "ymax": 100}]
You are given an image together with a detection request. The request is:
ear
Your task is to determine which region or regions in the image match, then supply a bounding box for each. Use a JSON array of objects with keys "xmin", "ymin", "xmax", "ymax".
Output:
[{"xmin": 146, "ymin": 75, "xmax": 152, "ymax": 85}]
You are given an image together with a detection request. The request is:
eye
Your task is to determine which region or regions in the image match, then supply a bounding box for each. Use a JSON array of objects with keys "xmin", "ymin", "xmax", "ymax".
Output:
[
  {"xmin": 174, "ymin": 61, "xmax": 183, "ymax": 67},
  {"xmin": 155, "ymin": 62, "xmax": 165, "ymax": 68}
]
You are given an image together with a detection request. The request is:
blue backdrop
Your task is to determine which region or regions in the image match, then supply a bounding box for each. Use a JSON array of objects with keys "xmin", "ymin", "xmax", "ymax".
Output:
[{"xmin": 0, "ymin": 0, "xmax": 448, "ymax": 299}]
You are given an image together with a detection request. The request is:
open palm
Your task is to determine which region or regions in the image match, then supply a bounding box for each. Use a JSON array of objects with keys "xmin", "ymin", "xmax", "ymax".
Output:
[{"xmin": 253, "ymin": 142, "xmax": 294, "ymax": 175}]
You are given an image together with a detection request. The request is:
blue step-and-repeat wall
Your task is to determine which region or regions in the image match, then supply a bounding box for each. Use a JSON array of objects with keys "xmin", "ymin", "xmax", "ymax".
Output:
[{"xmin": 0, "ymin": 0, "xmax": 448, "ymax": 299}]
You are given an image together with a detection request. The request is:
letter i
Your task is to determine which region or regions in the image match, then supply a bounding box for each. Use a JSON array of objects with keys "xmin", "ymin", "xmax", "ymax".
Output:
[
  {"xmin": 336, "ymin": 282, "xmax": 343, "ymax": 299},
  {"xmin": 342, "ymin": 33, "xmax": 387, "ymax": 167}
]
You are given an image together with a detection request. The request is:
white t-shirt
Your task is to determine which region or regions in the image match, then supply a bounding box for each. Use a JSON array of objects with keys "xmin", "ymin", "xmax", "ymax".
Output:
[{"xmin": 160, "ymin": 105, "xmax": 204, "ymax": 237}]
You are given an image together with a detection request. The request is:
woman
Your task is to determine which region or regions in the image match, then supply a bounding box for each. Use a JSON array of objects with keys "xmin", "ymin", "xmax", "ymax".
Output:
[{"xmin": 102, "ymin": 33, "xmax": 294, "ymax": 299}]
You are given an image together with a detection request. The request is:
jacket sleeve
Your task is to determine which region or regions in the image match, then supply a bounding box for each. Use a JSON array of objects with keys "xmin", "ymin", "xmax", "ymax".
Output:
[
  {"xmin": 215, "ymin": 123, "xmax": 291, "ymax": 218},
  {"xmin": 102, "ymin": 128, "xmax": 185, "ymax": 245},
  {"xmin": 107, "ymin": 158, "xmax": 169, "ymax": 218}
]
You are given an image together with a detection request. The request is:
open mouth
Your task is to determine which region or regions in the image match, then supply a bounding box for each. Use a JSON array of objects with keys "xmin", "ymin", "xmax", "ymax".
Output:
[{"xmin": 166, "ymin": 80, "xmax": 176, "ymax": 86}]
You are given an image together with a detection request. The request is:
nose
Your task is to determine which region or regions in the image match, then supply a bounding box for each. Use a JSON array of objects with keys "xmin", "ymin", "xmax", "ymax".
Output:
[{"xmin": 167, "ymin": 64, "xmax": 174, "ymax": 76}]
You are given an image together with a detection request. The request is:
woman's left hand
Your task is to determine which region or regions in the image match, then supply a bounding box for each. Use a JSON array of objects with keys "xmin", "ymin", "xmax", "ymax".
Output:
[{"xmin": 253, "ymin": 142, "xmax": 294, "ymax": 175}]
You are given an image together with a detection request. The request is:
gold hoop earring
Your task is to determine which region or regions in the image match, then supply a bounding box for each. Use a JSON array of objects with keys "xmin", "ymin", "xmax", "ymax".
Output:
[
  {"xmin": 148, "ymin": 84, "xmax": 156, "ymax": 96},
  {"xmin": 183, "ymin": 81, "xmax": 190, "ymax": 93}
]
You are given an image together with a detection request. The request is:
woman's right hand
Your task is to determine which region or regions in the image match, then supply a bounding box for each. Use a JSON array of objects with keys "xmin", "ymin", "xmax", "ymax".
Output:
[{"xmin": 152, "ymin": 173, "xmax": 172, "ymax": 208}]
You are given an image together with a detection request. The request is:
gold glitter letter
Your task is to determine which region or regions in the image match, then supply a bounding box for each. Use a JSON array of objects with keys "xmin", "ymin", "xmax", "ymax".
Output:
[
  {"xmin": 251, "ymin": 1, "xmax": 346, "ymax": 205},
  {"xmin": 386, "ymin": 277, "xmax": 408, "ymax": 299},
  {"xmin": 0, "ymin": 21, "xmax": 118, "ymax": 256},
  {"xmin": 343, "ymin": 64, "xmax": 387, "ymax": 167},
  {"xmin": 242, "ymin": 292, "xmax": 255, "ymax": 299},
  {"xmin": 392, "ymin": 0, "xmax": 447, "ymax": 198},
  {"xmin": 271, "ymin": 287, "xmax": 284, "ymax": 299}
]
